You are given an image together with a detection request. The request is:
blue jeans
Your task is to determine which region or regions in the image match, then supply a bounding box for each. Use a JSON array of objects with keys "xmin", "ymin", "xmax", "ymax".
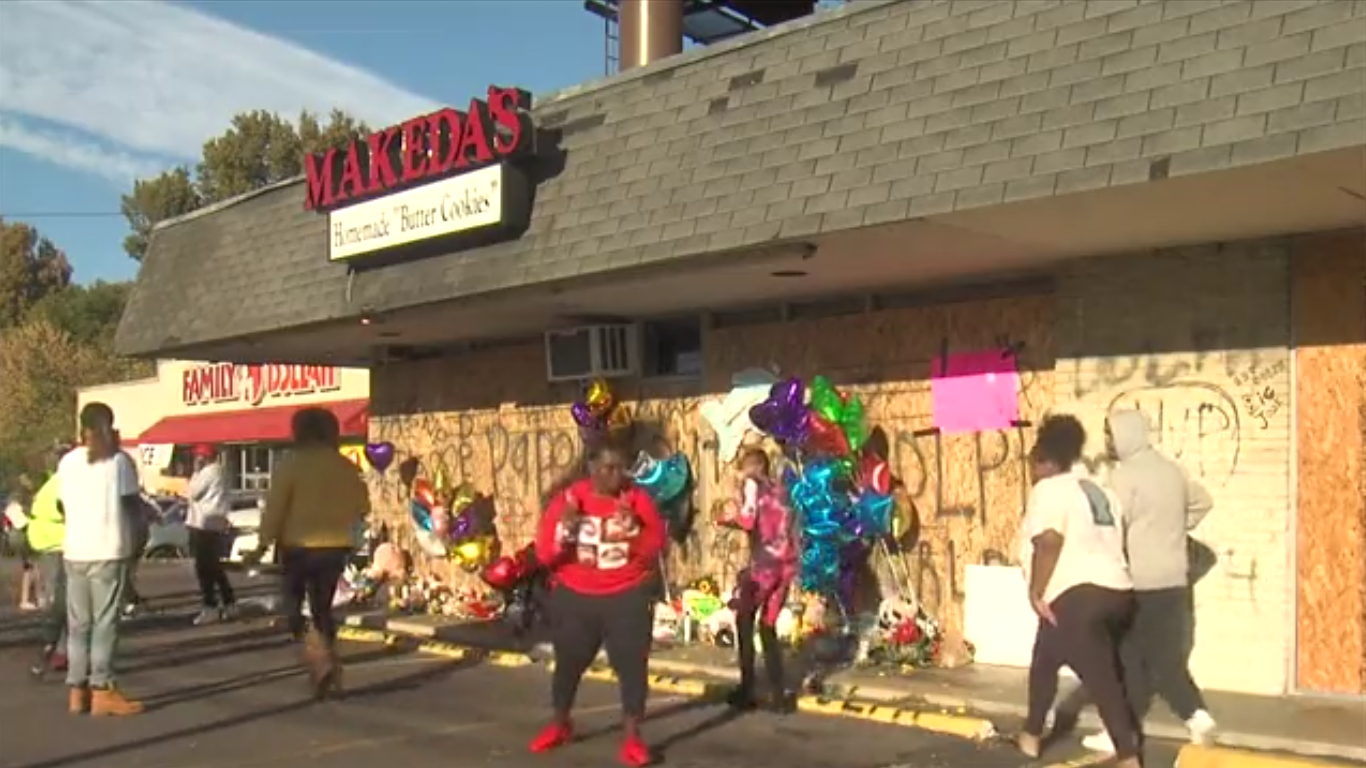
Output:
[
  {"xmin": 65, "ymin": 560, "xmax": 128, "ymax": 688},
  {"xmin": 36, "ymin": 552, "xmax": 67, "ymax": 648}
]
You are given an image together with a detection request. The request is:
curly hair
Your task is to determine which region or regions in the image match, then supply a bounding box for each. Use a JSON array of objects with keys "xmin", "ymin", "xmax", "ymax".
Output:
[{"xmin": 1029, "ymin": 413, "xmax": 1087, "ymax": 471}]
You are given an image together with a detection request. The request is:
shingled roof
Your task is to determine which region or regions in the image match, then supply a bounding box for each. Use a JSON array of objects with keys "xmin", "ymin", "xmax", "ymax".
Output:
[
  {"xmin": 115, "ymin": 0, "xmax": 890, "ymax": 357},
  {"xmin": 118, "ymin": 0, "xmax": 1366, "ymax": 357}
]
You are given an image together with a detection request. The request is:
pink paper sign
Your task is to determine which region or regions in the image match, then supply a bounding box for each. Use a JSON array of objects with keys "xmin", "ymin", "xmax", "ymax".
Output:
[{"xmin": 930, "ymin": 349, "xmax": 1021, "ymax": 434}]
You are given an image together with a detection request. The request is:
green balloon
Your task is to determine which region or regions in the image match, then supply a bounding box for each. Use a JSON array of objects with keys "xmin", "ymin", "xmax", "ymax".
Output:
[
  {"xmin": 841, "ymin": 397, "xmax": 868, "ymax": 452},
  {"xmin": 808, "ymin": 374, "xmax": 844, "ymax": 423}
]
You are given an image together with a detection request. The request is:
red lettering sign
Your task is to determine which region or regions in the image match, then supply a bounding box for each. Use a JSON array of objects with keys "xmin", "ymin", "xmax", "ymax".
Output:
[
  {"xmin": 181, "ymin": 364, "xmax": 343, "ymax": 407},
  {"xmin": 304, "ymin": 85, "xmax": 533, "ymax": 212}
]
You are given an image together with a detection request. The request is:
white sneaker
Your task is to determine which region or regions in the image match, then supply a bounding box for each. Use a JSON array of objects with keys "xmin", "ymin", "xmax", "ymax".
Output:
[
  {"xmin": 1081, "ymin": 731, "xmax": 1116, "ymax": 753},
  {"xmin": 526, "ymin": 642, "xmax": 553, "ymax": 662},
  {"xmin": 192, "ymin": 608, "xmax": 220, "ymax": 626},
  {"xmin": 1186, "ymin": 709, "xmax": 1217, "ymax": 745},
  {"xmin": 219, "ymin": 604, "xmax": 239, "ymax": 622}
]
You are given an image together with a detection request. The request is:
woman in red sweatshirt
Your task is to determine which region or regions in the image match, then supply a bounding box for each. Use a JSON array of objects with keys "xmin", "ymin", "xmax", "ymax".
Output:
[{"xmin": 529, "ymin": 441, "xmax": 666, "ymax": 767}]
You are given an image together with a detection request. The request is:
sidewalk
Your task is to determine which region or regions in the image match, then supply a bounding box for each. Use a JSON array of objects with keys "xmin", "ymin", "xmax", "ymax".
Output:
[{"xmin": 375, "ymin": 613, "xmax": 1366, "ymax": 763}]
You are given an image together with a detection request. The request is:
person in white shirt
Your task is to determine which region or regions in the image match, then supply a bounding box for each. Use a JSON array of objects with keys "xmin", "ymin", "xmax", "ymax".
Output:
[
  {"xmin": 186, "ymin": 444, "xmax": 236, "ymax": 625},
  {"xmin": 1016, "ymin": 415, "xmax": 1140, "ymax": 768},
  {"xmin": 57, "ymin": 402, "xmax": 144, "ymax": 717}
]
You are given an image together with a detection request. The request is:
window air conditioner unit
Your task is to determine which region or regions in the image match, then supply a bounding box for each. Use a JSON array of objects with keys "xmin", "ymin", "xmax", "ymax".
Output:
[{"xmin": 545, "ymin": 324, "xmax": 640, "ymax": 382}]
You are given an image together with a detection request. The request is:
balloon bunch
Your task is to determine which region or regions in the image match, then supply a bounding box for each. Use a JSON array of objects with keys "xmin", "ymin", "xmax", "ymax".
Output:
[
  {"xmin": 479, "ymin": 543, "xmax": 547, "ymax": 636},
  {"xmin": 747, "ymin": 375, "xmax": 895, "ymax": 602},
  {"xmin": 408, "ymin": 470, "xmax": 501, "ymax": 572},
  {"xmin": 570, "ymin": 378, "xmax": 633, "ymax": 442}
]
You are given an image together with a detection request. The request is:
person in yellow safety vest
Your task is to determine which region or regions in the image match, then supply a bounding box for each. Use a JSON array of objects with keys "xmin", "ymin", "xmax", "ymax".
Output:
[{"xmin": 27, "ymin": 445, "xmax": 70, "ymax": 677}]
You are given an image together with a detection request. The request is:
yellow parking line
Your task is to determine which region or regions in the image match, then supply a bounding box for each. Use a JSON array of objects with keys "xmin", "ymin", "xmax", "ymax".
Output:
[{"xmin": 336, "ymin": 628, "xmax": 998, "ymax": 741}]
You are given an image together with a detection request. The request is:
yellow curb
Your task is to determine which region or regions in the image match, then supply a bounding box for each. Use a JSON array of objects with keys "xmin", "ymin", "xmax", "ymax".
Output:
[
  {"xmin": 337, "ymin": 629, "xmax": 994, "ymax": 741},
  {"xmin": 1176, "ymin": 745, "xmax": 1360, "ymax": 768},
  {"xmin": 1041, "ymin": 755, "xmax": 1110, "ymax": 768},
  {"xmin": 337, "ymin": 627, "xmax": 390, "ymax": 644},
  {"xmin": 795, "ymin": 695, "xmax": 997, "ymax": 741}
]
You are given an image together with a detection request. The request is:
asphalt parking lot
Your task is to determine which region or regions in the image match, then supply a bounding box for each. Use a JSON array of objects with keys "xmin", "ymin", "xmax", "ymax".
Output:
[{"xmin": 0, "ymin": 561, "xmax": 1178, "ymax": 768}]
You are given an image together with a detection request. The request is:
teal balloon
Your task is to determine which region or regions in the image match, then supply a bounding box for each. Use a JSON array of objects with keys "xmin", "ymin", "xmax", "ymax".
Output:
[
  {"xmin": 633, "ymin": 452, "xmax": 691, "ymax": 503},
  {"xmin": 855, "ymin": 490, "xmax": 894, "ymax": 537},
  {"xmin": 410, "ymin": 500, "xmax": 433, "ymax": 532}
]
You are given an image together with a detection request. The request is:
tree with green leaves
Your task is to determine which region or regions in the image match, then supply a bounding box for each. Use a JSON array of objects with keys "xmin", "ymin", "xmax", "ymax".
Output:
[
  {"xmin": 0, "ymin": 219, "xmax": 72, "ymax": 328},
  {"xmin": 120, "ymin": 109, "xmax": 369, "ymax": 261}
]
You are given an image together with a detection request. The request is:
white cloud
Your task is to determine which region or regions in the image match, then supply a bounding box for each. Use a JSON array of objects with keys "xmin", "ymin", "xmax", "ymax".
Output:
[
  {"xmin": 0, "ymin": 115, "xmax": 168, "ymax": 186},
  {"xmin": 0, "ymin": 0, "xmax": 438, "ymax": 176}
]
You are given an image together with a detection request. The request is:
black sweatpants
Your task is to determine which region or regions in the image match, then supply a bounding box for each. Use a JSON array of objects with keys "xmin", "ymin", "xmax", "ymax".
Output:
[
  {"xmin": 734, "ymin": 573, "xmax": 785, "ymax": 696},
  {"xmin": 1026, "ymin": 585, "xmax": 1139, "ymax": 761},
  {"xmin": 1121, "ymin": 587, "xmax": 1205, "ymax": 721},
  {"xmin": 280, "ymin": 547, "xmax": 349, "ymax": 644},
  {"xmin": 189, "ymin": 528, "xmax": 235, "ymax": 608},
  {"xmin": 548, "ymin": 581, "xmax": 653, "ymax": 719}
]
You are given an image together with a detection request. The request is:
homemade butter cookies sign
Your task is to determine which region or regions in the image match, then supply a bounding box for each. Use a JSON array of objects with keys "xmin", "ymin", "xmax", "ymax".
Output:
[{"xmin": 303, "ymin": 85, "xmax": 536, "ymax": 266}]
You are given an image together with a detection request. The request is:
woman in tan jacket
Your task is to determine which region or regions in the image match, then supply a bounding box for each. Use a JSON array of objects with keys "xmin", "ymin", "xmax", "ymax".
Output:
[{"xmin": 251, "ymin": 407, "xmax": 370, "ymax": 699}]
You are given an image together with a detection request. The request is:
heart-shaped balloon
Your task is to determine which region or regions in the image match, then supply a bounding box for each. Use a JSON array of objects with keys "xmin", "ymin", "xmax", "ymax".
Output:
[
  {"xmin": 412, "ymin": 478, "xmax": 438, "ymax": 509},
  {"xmin": 481, "ymin": 555, "xmax": 525, "ymax": 591},
  {"xmin": 585, "ymin": 378, "xmax": 615, "ymax": 417},
  {"xmin": 803, "ymin": 413, "xmax": 851, "ymax": 456},
  {"xmin": 364, "ymin": 441, "xmax": 395, "ymax": 472},
  {"xmin": 859, "ymin": 452, "xmax": 891, "ymax": 495},
  {"xmin": 449, "ymin": 511, "xmax": 476, "ymax": 541},
  {"xmin": 748, "ymin": 377, "xmax": 808, "ymax": 444},
  {"xmin": 571, "ymin": 401, "xmax": 599, "ymax": 430},
  {"xmin": 808, "ymin": 375, "xmax": 843, "ymax": 423}
]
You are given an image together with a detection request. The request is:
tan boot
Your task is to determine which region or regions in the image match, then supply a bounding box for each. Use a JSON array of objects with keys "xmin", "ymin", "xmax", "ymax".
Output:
[
  {"xmin": 90, "ymin": 686, "xmax": 144, "ymax": 717},
  {"xmin": 301, "ymin": 630, "xmax": 332, "ymax": 698},
  {"xmin": 327, "ymin": 648, "xmax": 345, "ymax": 699},
  {"xmin": 68, "ymin": 686, "xmax": 90, "ymax": 715}
]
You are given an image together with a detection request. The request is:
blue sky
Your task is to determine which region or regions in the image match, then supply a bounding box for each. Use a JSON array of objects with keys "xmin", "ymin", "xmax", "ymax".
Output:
[{"xmin": 0, "ymin": 0, "xmax": 609, "ymax": 284}]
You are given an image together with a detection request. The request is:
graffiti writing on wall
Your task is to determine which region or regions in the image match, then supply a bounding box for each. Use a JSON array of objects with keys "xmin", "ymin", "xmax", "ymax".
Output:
[
  {"xmin": 1105, "ymin": 382, "xmax": 1242, "ymax": 488},
  {"xmin": 1232, "ymin": 359, "xmax": 1287, "ymax": 430}
]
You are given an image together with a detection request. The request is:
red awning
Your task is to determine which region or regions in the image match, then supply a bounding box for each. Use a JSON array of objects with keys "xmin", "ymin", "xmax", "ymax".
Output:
[{"xmin": 133, "ymin": 399, "xmax": 368, "ymax": 445}]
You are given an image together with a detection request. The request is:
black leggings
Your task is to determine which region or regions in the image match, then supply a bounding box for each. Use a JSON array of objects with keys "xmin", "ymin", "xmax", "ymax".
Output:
[
  {"xmin": 548, "ymin": 581, "xmax": 653, "ymax": 719},
  {"xmin": 1026, "ymin": 585, "xmax": 1138, "ymax": 760},
  {"xmin": 735, "ymin": 575, "xmax": 785, "ymax": 695},
  {"xmin": 189, "ymin": 528, "xmax": 235, "ymax": 608},
  {"xmin": 280, "ymin": 547, "xmax": 349, "ymax": 644}
]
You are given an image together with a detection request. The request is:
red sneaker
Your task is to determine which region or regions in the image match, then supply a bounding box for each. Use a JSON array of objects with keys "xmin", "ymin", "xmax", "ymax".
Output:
[
  {"xmin": 618, "ymin": 735, "xmax": 651, "ymax": 767},
  {"xmin": 50, "ymin": 654, "xmax": 68, "ymax": 672},
  {"xmin": 528, "ymin": 721, "xmax": 573, "ymax": 753}
]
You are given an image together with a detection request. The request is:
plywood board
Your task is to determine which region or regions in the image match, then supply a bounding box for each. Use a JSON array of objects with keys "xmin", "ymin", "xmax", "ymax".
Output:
[{"xmin": 1292, "ymin": 229, "xmax": 1366, "ymax": 694}]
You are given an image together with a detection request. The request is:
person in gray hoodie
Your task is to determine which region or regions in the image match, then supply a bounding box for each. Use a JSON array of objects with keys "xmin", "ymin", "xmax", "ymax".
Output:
[{"xmin": 1082, "ymin": 410, "xmax": 1217, "ymax": 754}]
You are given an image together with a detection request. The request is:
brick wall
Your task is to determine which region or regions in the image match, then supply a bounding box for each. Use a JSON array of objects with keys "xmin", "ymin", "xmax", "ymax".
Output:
[{"xmin": 1054, "ymin": 240, "xmax": 1293, "ymax": 695}]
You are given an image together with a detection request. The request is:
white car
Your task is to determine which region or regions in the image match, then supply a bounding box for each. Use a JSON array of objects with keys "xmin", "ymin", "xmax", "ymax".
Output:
[
  {"xmin": 144, "ymin": 496, "xmax": 190, "ymax": 559},
  {"xmin": 225, "ymin": 496, "xmax": 274, "ymax": 565}
]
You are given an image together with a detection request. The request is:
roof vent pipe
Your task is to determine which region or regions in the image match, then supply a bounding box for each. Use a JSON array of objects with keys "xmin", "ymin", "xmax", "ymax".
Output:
[{"xmin": 618, "ymin": 0, "xmax": 683, "ymax": 72}]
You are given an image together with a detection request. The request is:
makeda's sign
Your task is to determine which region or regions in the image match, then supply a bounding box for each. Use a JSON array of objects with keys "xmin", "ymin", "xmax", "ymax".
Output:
[{"xmin": 304, "ymin": 85, "xmax": 535, "ymax": 265}]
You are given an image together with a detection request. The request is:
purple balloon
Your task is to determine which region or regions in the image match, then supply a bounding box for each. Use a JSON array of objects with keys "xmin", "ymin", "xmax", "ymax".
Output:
[
  {"xmin": 570, "ymin": 401, "xmax": 599, "ymax": 429},
  {"xmin": 364, "ymin": 441, "xmax": 395, "ymax": 472},
  {"xmin": 450, "ymin": 512, "xmax": 475, "ymax": 541},
  {"xmin": 772, "ymin": 377, "xmax": 805, "ymax": 408},
  {"xmin": 749, "ymin": 377, "xmax": 810, "ymax": 444}
]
